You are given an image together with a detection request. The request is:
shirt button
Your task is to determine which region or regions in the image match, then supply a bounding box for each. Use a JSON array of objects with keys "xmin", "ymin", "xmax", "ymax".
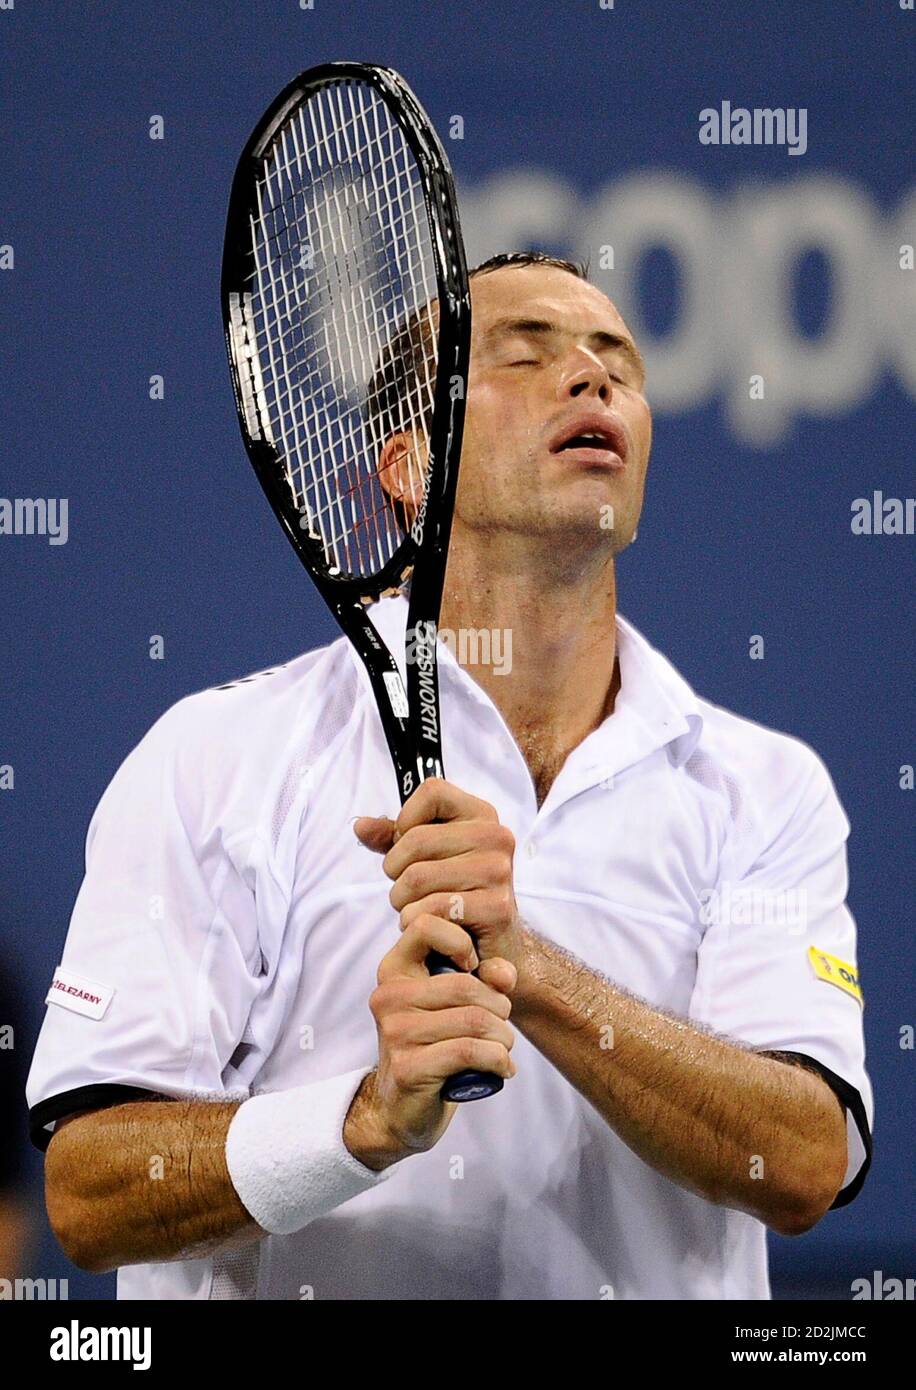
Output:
[{"xmin": 525, "ymin": 840, "xmax": 538, "ymax": 859}]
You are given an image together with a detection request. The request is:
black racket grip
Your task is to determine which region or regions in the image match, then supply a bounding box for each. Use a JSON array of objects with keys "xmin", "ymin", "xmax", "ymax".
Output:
[{"xmin": 426, "ymin": 950, "xmax": 505, "ymax": 1102}]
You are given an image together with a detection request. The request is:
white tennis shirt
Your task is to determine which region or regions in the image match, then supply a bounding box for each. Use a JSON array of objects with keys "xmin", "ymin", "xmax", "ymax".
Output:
[{"xmin": 27, "ymin": 596, "xmax": 873, "ymax": 1299}]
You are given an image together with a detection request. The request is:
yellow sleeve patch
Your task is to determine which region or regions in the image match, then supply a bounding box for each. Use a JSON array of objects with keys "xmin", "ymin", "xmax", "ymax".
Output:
[{"xmin": 808, "ymin": 946, "xmax": 863, "ymax": 1006}]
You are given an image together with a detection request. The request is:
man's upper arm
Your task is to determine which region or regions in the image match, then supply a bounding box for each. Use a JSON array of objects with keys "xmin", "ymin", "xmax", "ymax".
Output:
[
  {"xmin": 26, "ymin": 698, "xmax": 264, "ymax": 1153},
  {"xmin": 688, "ymin": 744, "xmax": 873, "ymax": 1209}
]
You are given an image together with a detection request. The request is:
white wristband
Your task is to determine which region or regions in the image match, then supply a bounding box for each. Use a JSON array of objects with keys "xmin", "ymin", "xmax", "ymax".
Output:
[{"xmin": 225, "ymin": 1065, "xmax": 396, "ymax": 1236}]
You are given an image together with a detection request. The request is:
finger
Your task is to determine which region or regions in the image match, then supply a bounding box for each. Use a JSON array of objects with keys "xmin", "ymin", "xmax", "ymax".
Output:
[
  {"xmin": 395, "ymin": 778, "xmax": 499, "ymax": 838},
  {"xmin": 383, "ymin": 820, "xmax": 513, "ymax": 880},
  {"xmin": 476, "ymin": 957, "xmax": 518, "ymax": 996},
  {"xmin": 398, "ymin": 1005, "xmax": 514, "ymax": 1050},
  {"xmin": 393, "ymin": 969, "xmax": 513, "ymax": 1018},
  {"xmin": 377, "ymin": 914, "xmax": 478, "ymax": 982},
  {"xmin": 423, "ymin": 1037, "xmax": 517, "ymax": 1082},
  {"xmin": 389, "ymin": 853, "xmax": 508, "ymax": 913},
  {"xmin": 354, "ymin": 815, "xmax": 398, "ymax": 854},
  {"xmin": 399, "ymin": 888, "xmax": 513, "ymax": 933},
  {"xmin": 383, "ymin": 822, "xmax": 485, "ymax": 879}
]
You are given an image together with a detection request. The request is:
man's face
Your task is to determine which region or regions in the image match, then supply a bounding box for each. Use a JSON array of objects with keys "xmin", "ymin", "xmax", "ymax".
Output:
[{"xmin": 454, "ymin": 264, "xmax": 652, "ymax": 554}]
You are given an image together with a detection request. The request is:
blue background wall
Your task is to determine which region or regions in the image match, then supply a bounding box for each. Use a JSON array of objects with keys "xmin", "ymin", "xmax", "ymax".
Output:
[{"xmin": 1, "ymin": 0, "xmax": 913, "ymax": 1298}]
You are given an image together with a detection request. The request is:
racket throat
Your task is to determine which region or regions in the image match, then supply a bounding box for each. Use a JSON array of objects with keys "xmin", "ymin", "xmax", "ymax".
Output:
[{"xmin": 405, "ymin": 614, "xmax": 445, "ymax": 792}]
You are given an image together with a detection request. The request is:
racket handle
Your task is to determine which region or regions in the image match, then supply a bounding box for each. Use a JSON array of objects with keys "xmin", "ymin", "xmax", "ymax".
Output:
[{"xmin": 425, "ymin": 950, "xmax": 505, "ymax": 1102}]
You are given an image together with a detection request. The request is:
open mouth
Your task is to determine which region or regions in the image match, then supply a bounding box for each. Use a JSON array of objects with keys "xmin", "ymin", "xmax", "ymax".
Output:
[
  {"xmin": 548, "ymin": 416, "xmax": 628, "ymax": 465},
  {"xmin": 558, "ymin": 432, "xmax": 616, "ymax": 452}
]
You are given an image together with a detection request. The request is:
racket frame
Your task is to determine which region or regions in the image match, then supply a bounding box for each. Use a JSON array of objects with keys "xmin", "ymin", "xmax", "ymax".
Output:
[{"xmin": 222, "ymin": 61, "xmax": 470, "ymax": 802}]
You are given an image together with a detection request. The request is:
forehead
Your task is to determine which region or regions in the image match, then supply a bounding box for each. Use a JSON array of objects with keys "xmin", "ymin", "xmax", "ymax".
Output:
[{"xmin": 469, "ymin": 265, "xmax": 631, "ymax": 341}]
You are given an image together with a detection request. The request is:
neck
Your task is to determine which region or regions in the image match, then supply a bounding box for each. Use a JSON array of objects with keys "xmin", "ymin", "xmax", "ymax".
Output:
[{"xmin": 437, "ymin": 537, "xmax": 620, "ymax": 804}]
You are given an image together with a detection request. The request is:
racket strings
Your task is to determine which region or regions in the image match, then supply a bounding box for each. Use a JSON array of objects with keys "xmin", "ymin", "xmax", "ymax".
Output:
[
  {"xmin": 242, "ymin": 77, "xmax": 441, "ymax": 579},
  {"xmin": 244, "ymin": 131, "xmax": 425, "ymax": 270},
  {"xmin": 241, "ymin": 200, "xmax": 432, "ymax": 433}
]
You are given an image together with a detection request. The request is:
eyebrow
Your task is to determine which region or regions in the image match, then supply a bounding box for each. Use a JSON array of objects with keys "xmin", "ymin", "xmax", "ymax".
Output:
[{"xmin": 483, "ymin": 316, "xmax": 646, "ymax": 385}]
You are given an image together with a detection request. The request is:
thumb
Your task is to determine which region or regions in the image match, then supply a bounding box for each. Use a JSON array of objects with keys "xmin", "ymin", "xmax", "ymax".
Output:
[
  {"xmin": 353, "ymin": 815, "xmax": 398, "ymax": 854},
  {"xmin": 476, "ymin": 956, "xmax": 518, "ymax": 996}
]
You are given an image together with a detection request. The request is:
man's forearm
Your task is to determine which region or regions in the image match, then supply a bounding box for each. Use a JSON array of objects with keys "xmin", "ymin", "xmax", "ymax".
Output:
[
  {"xmin": 45, "ymin": 1100, "xmax": 260, "ymax": 1273},
  {"xmin": 0, "ymin": 1196, "xmax": 32, "ymax": 1280},
  {"xmin": 512, "ymin": 928, "xmax": 848, "ymax": 1234}
]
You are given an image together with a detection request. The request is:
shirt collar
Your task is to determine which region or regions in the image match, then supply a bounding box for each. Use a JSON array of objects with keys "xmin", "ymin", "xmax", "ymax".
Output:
[
  {"xmin": 612, "ymin": 612, "xmax": 704, "ymax": 769},
  {"xmin": 363, "ymin": 593, "xmax": 704, "ymax": 776}
]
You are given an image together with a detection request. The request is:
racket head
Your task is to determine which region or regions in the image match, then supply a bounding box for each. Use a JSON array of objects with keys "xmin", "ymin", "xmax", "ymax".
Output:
[{"xmin": 221, "ymin": 61, "xmax": 470, "ymax": 607}]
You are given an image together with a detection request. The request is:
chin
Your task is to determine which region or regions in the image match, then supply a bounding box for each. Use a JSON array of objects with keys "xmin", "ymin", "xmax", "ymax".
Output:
[{"xmin": 530, "ymin": 503, "xmax": 629, "ymax": 545}]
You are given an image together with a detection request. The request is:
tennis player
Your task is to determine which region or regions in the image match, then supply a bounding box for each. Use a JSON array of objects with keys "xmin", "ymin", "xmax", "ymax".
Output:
[{"xmin": 26, "ymin": 252, "xmax": 871, "ymax": 1299}]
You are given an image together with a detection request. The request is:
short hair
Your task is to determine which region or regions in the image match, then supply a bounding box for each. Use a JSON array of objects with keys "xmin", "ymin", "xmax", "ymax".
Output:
[
  {"xmin": 365, "ymin": 251, "xmax": 589, "ymax": 447},
  {"xmin": 469, "ymin": 250, "xmax": 588, "ymax": 284}
]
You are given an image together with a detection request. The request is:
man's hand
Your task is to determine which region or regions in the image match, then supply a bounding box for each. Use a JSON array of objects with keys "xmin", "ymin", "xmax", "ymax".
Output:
[
  {"xmin": 354, "ymin": 777, "xmax": 527, "ymax": 975},
  {"xmin": 344, "ymin": 780, "xmax": 524, "ymax": 1170},
  {"xmin": 343, "ymin": 913, "xmax": 517, "ymax": 1170}
]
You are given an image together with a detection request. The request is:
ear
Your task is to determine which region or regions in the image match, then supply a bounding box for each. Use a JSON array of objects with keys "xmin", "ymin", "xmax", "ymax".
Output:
[{"xmin": 377, "ymin": 432, "xmax": 428, "ymax": 515}]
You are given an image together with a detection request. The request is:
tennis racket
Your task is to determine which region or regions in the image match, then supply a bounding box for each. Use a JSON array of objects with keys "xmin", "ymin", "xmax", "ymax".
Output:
[{"xmin": 222, "ymin": 61, "xmax": 502, "ymax": 1103}]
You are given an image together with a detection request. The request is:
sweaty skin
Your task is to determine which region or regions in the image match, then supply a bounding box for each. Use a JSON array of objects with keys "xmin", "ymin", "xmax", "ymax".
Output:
[
  {"xmin": 44, "ymin": 265, "xmax": 847, "ymax": 1274},
  {"xmin": 356, "ymin": 263, "xmax": 847, "ymax": 1232}
]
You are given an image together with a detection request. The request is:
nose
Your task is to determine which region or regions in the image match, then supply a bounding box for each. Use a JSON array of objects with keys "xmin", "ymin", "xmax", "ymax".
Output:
[{"xmin": 556, "ymin": 347, "xmax": 614, "ymax": 404}]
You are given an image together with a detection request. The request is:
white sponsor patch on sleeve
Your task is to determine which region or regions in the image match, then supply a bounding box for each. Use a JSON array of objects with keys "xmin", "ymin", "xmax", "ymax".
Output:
[{"xmin": 46, "ymin": 966, "xmax": 115, "ymax": 1021}]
